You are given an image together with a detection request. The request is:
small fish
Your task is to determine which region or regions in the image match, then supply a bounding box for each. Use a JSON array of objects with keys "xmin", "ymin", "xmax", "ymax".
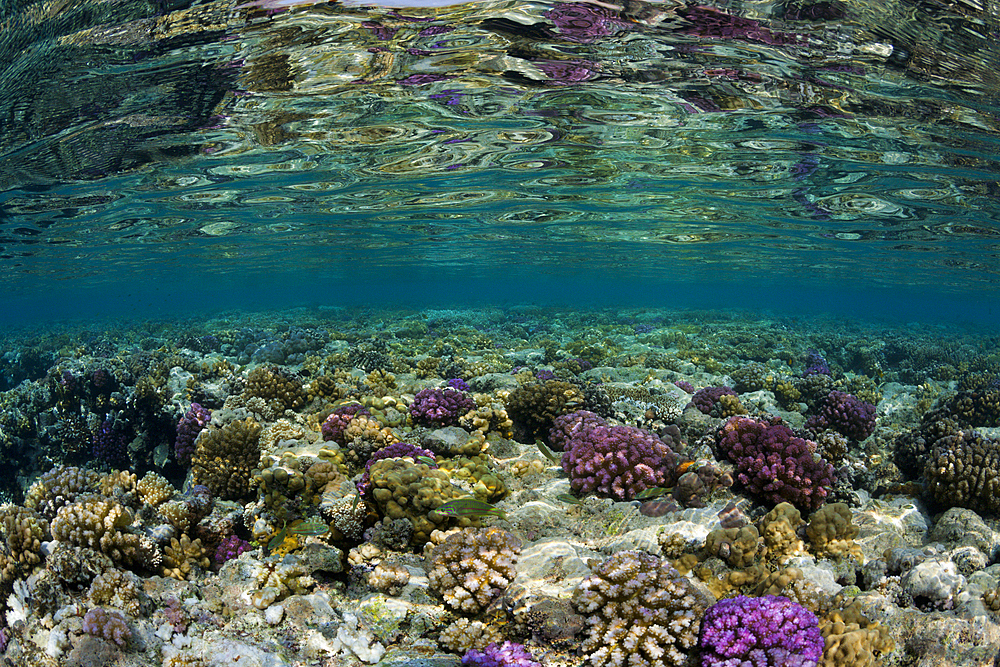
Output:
[
  {"xmin": 290, "ymin": 518, "xmax": 329, "ymax": 536},
  {"xmin": 434, "ymin": 498, "xmax": 507, "ymax": 520},
  {"xmin": 535, "ymin": 440, "xmax": 560, "ymax": 464},
  {"xmin": 635, "ymin": 486, "xmax": 673, "ymax": 500},
  {"xmin": 415, "ymin": 455, "xmax": 436, "ymax": 466},
  {"xmin": 556, "ymin": 493, "xmax": 583, "ymax": 505},
  {"xmin": 351, "ymin": 494, "xmax": 361, "ymax": 511},
  {"xmin": 266, "ymin": 522, "xmax": 288, "ymax": 553}
]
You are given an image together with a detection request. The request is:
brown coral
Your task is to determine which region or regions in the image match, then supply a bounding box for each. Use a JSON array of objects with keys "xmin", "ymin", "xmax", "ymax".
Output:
[{"xmin": 191, "ymin": 417, "xmax": 262, "ymax": 501}]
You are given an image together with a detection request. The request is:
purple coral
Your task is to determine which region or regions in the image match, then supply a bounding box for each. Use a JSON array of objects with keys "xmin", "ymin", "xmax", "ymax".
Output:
[
  {"xmin": 802, "ymin": 350, "xmax": 831, "ymax": 376},
  {"xmin": 462, "ymin": 641, "xmax": 541, "ymax": 667},
  {"xmin": 805, "ymin": 390, "xmax": 876, "ymax": 441},
  {"xmin": 93, "ymin": 418, "xmax": 130, "ymax": 466},
  {"xmin": 409, "ymin": 388, "xmax": 476, "ymax": 427},
  {"xmin": 358, "ymin": 441, "xmax": 436, "ymax": 496},
  {"xmin": 562, "ymin": 423, "xmax": 677, "ymax": 501},
  {"xmin": 321, "ymin": 403, "xmax": 371, "ymax": 445},
  {"xmin": 82, "ymin": 607, "xmax": 131, "ymax": 646},
  {"xmin": 716, "ymin": 416, "xmax": 835, "ymax": 510},
  {"xmin": 543, "ymin": 3, "xmax": 627, "ymax": 44},
  {"xmin": 690, "ymin": 386, "xmax": 738, "ymax": 415},
  {"xmin": 548, "ymin": 409, "xmax": 606, "ymax": 451},
  {"xmin": 446, "ymin": 378, "xmax": 471, "ymax": 392},
  {"xmin": 175, "ymin": 402, "xmax": 211, "ymax": 466},
  {"xmin": 674, "ymin": 380, "xmax": 695, "ymax": 394},
  {"xmin": 214, "ymin": 534, "xmax": 252, "ymax": 566},
  {"xmin": 699, "ymin": 595, "xmax": 824, "ymax": 667}
]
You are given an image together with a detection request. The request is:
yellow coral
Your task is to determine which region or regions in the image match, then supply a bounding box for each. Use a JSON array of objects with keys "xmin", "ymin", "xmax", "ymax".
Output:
[{"xmin": 807, "ymin": 503, "xmax": 864, "ymax": 563}]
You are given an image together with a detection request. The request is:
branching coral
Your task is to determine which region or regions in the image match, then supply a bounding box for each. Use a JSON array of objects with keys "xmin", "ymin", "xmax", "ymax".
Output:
[
  {"xmin": 561, "ymin": 423, "xmax": 678, "ymax": 501},
  {"xmin": 715, "ymin": 416, "xmax": 835, "ymax": 510},
  {"xmin": 191, "ymin": 417, "xmax": 261, "ymax": 501},
  {"xmin": 572, "ymin": 550, "xmax": 706, "ymax": 667},
  {"xmin": 698, "ymin": 595, "xmax": 824, "ymax": 667},
  {"xmin": 427, "ymin": 527, "xmax": 520, "ymax": 614}
]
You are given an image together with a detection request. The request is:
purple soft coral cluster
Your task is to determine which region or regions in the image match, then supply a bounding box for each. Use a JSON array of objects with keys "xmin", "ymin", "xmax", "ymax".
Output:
[
  {"xmin": 543, "ymin": 3, "xmax": 627, "ymax": 44},
  {"xmin": 690, "ymin": 385, "xmax": 738, "ymax": 415},
  {"xmin": 678, "ymin": 5, "xmax": 803, "ymax": 45},
  {"xmin": 674, "ymin": 380, "xmax": 695, "ymax": 394},
  {"xmin": 409, "ymin": 387, "xmax": 476, "ymax": 427},
  {"xmin": 561, "ymin": 419, "xmax": 677, "ymax": 501},
  {"xmin": 699, "ymin": 595, "xmax": 824, "ymax": 667},
  {"xmin": 175, "ymin": 402, "xmax": 211, "ymax": 466},
  {"xmin": 214, "ymin": 534, "xmax": 252, "ymax": 566},
  {"xmin": 358, "ymin": 441, "xmax": 436, "ymax": 495},
  {"xmin": 462, "ymin": 641, "xmax": 541, "ymax": 667},
  {"xmin": 321, "ymin": 403, "xmax": 371, "ymax": 445},
  {"xmin": 805, "ymin": 390, "xmax": 876, "ymax": 441},
  {"xmin": 716, "ymin": 416, "xmax": 835, "ymax": 510}
]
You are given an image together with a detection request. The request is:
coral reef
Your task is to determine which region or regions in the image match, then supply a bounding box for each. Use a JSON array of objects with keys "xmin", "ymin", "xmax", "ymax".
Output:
[
  {"xmin": 321, "ymin": 403, "xmax": 372, "ymax": 445},
  {"xmin": 805, "ymin": 391, "xmax": 877, "ymax": 442},
  {"xmin": 462, "ymin": 641, "xmax": 541, "ymax": 667},
  {"xmin": 368, "ymin": 457, "xmax": 474, "ymax": 546},
  {"xmin": 507, "ymin": 380, "xmax": 585, "ymax": 442},
  {"xmin": 924, "ymin": 429, "xmax": 1000, "ymax": 514},
  {"xmin": 410, "ymin": 387, "xmax": 477, "ymax": 427},
  {"xmin": 191, "ymin": 417, "xmax": 261, "ymax": 501},
  {"xmin": 175, "ymin": 403, "xmax": 211, "ymax": 466},
  {"xmin": 51, "ymin": 498, "xmax": 161, "ymax": 569},
  {"xmin": 82, "ymin": 607, "xmax": 132, "ymax": 646}
]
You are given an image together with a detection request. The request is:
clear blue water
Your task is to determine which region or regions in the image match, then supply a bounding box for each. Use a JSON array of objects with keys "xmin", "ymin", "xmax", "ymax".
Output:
[{"xmin": 1, "ymin": 0, "xmax": 998, "ymax": 327}]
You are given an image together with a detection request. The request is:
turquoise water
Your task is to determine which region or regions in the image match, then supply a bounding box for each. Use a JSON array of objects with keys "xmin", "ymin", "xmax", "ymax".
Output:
[{"xmin": 1, "ymin": 0, "xmax": 998, "ymax": 326}]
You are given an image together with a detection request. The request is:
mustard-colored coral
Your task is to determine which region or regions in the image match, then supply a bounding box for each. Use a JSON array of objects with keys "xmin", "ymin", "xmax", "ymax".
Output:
[
  {"xmin": 759, "ymin": 502, "xmax": 806, "ymax": 561},
  {"xmin": 162, "ymin": 534, "xmax": 211, "ymax": 580},
  {"xmin": 24, "ymin": 466, "xmax": 101, "ymax": 519},
  {"xmin": 807, "ymin": 503, "xmax": 864, "ymax": 563},
  {"xmin": 438, "ymin": 618, "xmax": 503, "ymax": 653},
  {"xmin": 437, "ymin": 454, "xmax": 507, "ymax": 502},
  {"xmin": 191, "ymin": 417, "xmax": 262, "ymax": 501},
  {"xmin": 369, "ymin": 458, "xmax": 475, "ymax": 547},
  {"xmin": 820, "ymin": 602, "xmax": 894, "ymax": 667},
  {"xmin": 703, "ymin": 525, "xmax": 762, "ymax": 568},
  {"xmin": 100, "ymin": 470, "xmax": 138, "ymax": 498},
  {"xmin": 136, "ymin": 471, "xmax": 174, "ymax": 507},
  {"xmin": 244, "ymin": 365, "xmax": 305, "ymax": 411},
  {"xmin": 88, "ymin": 568, "xmax": 148, "ymax": 615},
  {"xmin": 51, "ymin": 498, "xmax": 160, "ymax": 569}
]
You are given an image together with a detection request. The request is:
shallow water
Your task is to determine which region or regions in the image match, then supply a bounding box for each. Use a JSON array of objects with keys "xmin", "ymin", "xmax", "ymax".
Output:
[{"xmin": 0, "ymin": 0, "xmax": 998, "ymax": 325}]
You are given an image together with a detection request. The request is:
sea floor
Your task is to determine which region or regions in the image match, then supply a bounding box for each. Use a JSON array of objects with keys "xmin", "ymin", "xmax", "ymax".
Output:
[{"xmin": 0, "ymin": 305, "xmax": 999, "ymax": 667}]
